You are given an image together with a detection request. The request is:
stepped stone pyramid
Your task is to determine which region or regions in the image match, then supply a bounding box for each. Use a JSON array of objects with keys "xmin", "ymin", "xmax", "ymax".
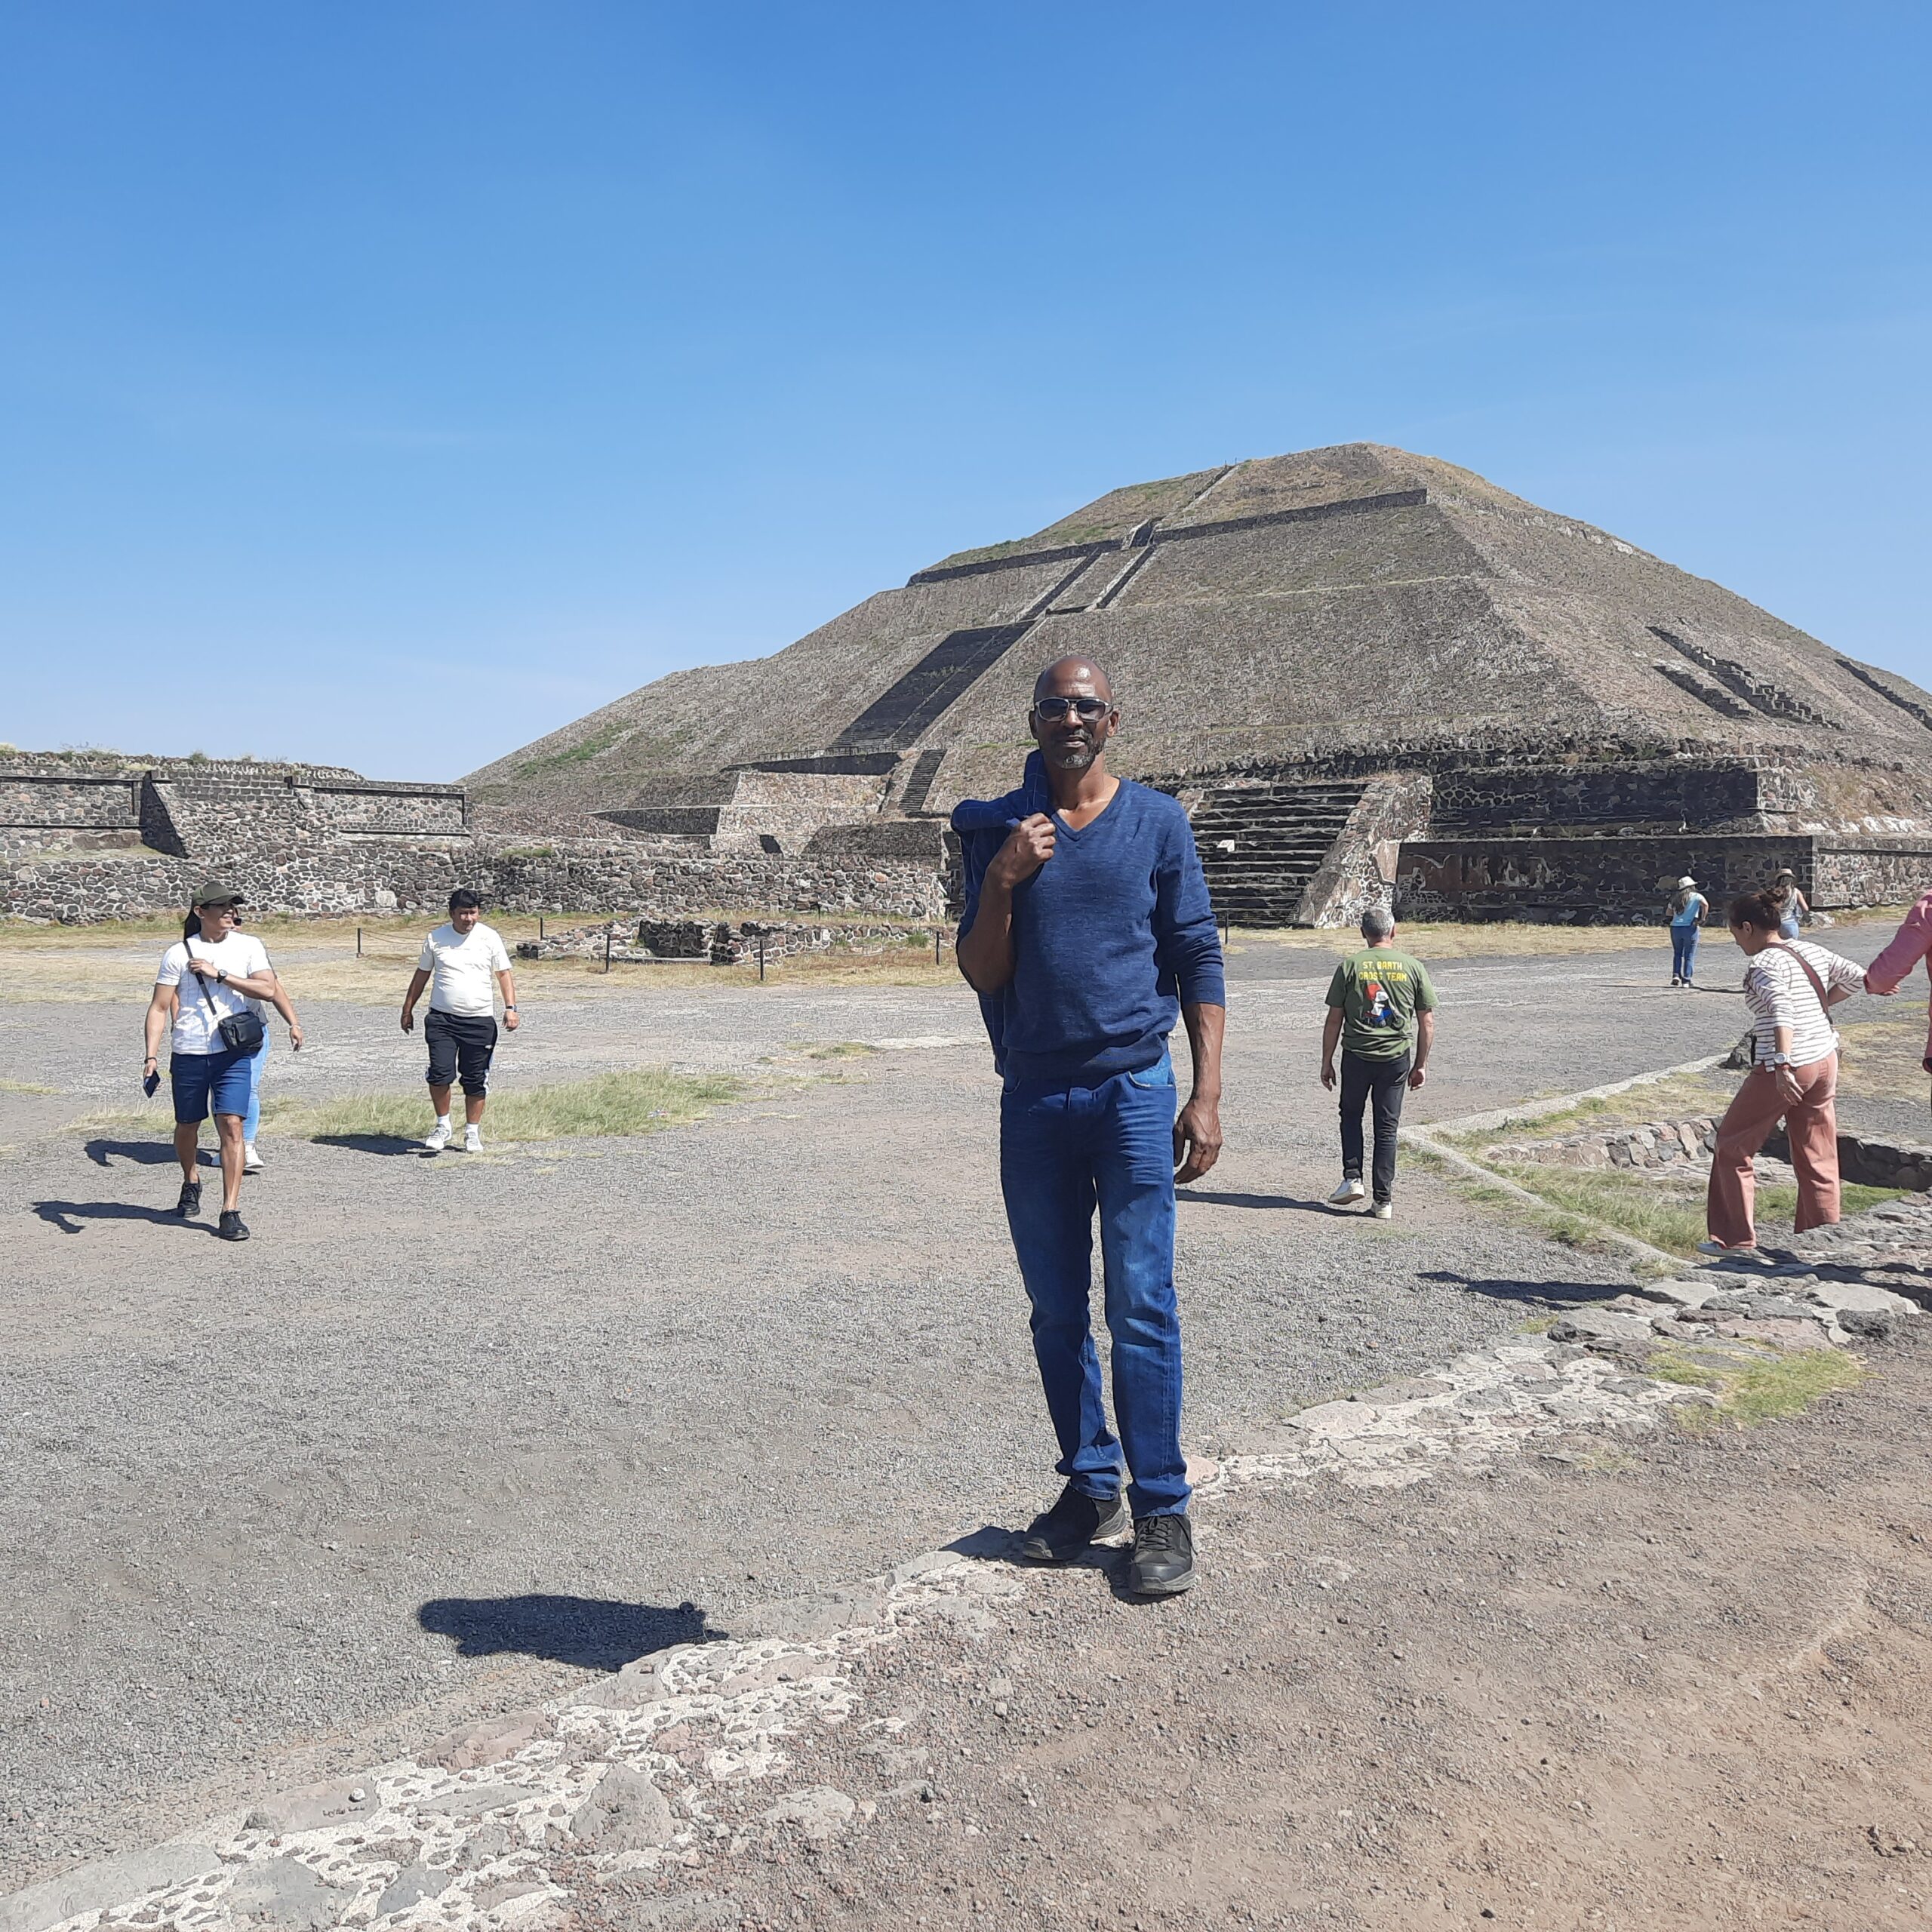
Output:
[{"xmin": 467, "ymin": 445, "xmax": 1932, "ymax": 924}]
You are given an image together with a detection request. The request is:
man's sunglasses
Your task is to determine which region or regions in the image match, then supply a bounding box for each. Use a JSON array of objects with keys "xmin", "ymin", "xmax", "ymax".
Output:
[{"xmin": 1033, "ymin": 696, "xmax": 1111, "ymax": 721}]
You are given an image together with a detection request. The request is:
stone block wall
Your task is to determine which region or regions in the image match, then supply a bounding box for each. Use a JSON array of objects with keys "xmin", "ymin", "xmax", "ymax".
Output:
[
  {"xmin": 1392, "ymin": 834, "xmax": 1816, "ymax": 924},
  {"xmin": 1813, "ymin": 839, "xmax": 1932, "ymax": 909},
  {"xmin": 471, "ymin": 845, "xmax": 946, "ymax": 922},
  {"xmin": 1294, "ymin": 771, "xmax": 1434, "ymax": 927},
  {"xmin": 1429, "ymin": 761, "xmax": 1764, "ymax": 833},
  {"xmin": 146, "ymin": 774, "xmax": 467, "ymax": 859}
]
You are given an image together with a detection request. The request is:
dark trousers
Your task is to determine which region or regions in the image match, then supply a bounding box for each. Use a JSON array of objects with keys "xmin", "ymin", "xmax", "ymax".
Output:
[{"xmin": 1340, "ymin": 1049, "xmax": 1411, "ymax": 1204}]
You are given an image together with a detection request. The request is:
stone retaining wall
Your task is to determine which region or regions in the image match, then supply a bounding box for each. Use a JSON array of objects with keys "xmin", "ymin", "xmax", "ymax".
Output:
[
  {"xmin": 1394, "ymin": 835, "xmax": 1816, "ymax": 924},
  {"xmin": 518, "ymin": 917, "xmax": 943, "ymax": 967},
  {"xmin": 1484, "ymin": 1111, "xmax": 1932, "ymax": 1193},
  {"xmin": 1484, "ymin": 1115, "xmax": 1720, "ymax": 1171},
  {"xmin": 1429, "ymin": 761, "xmax": 1764, "ymax": 833}
]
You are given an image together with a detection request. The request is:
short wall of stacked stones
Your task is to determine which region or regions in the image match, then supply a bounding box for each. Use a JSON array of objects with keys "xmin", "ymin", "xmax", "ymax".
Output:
[
  {"xmin": 2, "ymin": 841, "xmax": 949, "ymax": 925},
  {"xmin": 1484, "ymin": 1112, "xmax": 1932, "ymax": 1193},
  {"xmin": 1813, "ymin": 838, "xmax": 1932, "ymax": 909},
  {"xmin": 518, "ymin": 916, "xmax": 944, "ymax": 967},
  {"xmin": 471, "ymin": 848, "xmax": 946, "ymax": 921},
  {"xmin": 1393, "ymin": 834, "xmax": 1818, "ymax": 924},
  {"xmin": 1484, "ymin": 1115, "xmax": 1721, "ymax": 1172},
  {"xmin": 0, "ymin": 849, "xmax": 475, "ymax": 924},
  {"xmin": 1427, "ymin": 760, "xmax": 1765, "ymax": 832}
]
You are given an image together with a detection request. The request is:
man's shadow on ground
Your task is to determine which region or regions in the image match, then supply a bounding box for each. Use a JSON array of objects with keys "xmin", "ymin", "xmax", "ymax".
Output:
[
  {"xmin": 33, "ymin": 1199, "xmax": 210, "ymax": 1235},
  {"xmin": 314, "ymin": 1133, "xmax": 429, "ymax": 1158},
  {"xmin": 1180, "ymin": 1189, "xmax": 1336, "ymax": 1214},
  {"xmin": 417, "ymin": 1593, "xmax": 724, "ymax": 1672},
  {"xmin": 1420, "ymin": 1268, "xmax": 1633, "ymax": 1309},
  {"xmin": 85, "ymin": 1137, "xmax": 199, "ymax": 1168}
]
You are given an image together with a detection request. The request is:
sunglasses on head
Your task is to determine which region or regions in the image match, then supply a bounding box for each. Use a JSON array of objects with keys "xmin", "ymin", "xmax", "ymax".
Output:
[{"xmin": 1033, "ymin": 696, "xmax": 1110, "ymax": 721}]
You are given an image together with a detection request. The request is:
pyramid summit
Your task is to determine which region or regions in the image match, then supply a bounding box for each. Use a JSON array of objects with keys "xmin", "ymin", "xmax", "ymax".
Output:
[{"xmin": 461, "ymin": 443, "xmax": 1932, "ymax": 924}]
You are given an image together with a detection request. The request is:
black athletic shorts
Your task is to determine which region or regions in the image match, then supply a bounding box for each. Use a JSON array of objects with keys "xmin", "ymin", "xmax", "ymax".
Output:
[{"xmin": 425, "ymin": 1008, "xmax": 497, "ymax": 1096}]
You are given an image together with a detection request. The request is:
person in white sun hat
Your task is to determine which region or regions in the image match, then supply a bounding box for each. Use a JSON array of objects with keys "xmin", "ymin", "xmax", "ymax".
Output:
[{"xmin": 1667, "ymin": 875, "xmax": 1708, "ymax": 987}]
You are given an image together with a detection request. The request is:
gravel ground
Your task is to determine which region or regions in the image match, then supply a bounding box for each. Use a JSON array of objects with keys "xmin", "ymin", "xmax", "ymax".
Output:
[
  {"xmin": 580, "ymin": 1325, "xmax": 1932, "ymax": 1932},
  {"xmin": 1, "ymin": 921, "xmax": 1925, "ymax": 1887}
]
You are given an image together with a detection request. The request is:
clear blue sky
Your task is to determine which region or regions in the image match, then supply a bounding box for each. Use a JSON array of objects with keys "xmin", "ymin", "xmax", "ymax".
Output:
[{"xmin": 3, "ymin": 4, "xmax": 1927, "ymax": 780}]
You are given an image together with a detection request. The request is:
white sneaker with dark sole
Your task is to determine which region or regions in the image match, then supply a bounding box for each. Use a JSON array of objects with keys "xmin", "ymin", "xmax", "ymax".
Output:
[
  {"xmin": 242, "ymin": 1144, "xmax": 264, "ymax": 1175},
  {"xmin": 463, "ymin": 1127, "xmax": 483, "ymax": 1154},
  {"xmin": 1327, "ymin": 1178, "xmax": 1367, "ymax": 1208},
  {"xmin": 423, "ymin": 1123, "xmax": 453, "ymax": 1152},
  {"xmin": 1370, "ymin": 1201, "xmax": 1392, "ymax": 1220}
]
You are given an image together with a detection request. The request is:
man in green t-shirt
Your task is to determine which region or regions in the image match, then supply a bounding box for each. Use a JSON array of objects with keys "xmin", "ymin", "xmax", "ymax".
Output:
[{"xmin": 1319, "ymin": 904, "xmax": 1438, "ymax": 1220}]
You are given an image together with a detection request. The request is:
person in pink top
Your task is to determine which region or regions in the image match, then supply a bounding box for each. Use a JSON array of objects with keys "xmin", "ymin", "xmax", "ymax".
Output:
[{"xmin": 1862, "ymin": 888, "xmax": 1932, "ymax": 1071}]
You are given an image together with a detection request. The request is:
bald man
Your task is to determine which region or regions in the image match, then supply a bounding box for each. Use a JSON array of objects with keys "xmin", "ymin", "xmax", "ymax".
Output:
[{"xmin": 954, "ymin": 657, "xmax": 1225, "ymax": 1596}]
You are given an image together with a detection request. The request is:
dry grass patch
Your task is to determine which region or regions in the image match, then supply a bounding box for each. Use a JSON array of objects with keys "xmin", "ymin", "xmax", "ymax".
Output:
[
  {"xmin": 1439, "ymin": 1069, "xmax": 1743, "ymax": 1148},
  {"xmin": 1652, "ymin": 1343, "xmax": 1865, "ymax": 1432},
  {"xmin": 1486, "ymin": 1164, "xmax": 1905, "ymax": 1259},
  {"xmin": 265, "ymin": 1067, "xmax": 740, "ymax": 1146},
  {"xmin": 1836, "ymin": 1019, "xmax": 1932, "ymax": 1106}
]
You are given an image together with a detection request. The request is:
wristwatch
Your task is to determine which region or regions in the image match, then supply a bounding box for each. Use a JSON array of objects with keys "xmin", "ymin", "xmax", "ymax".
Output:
[
  {"xmin": 504, "ymin": 1004, "xmax": 517, "ymax": 1011},
  {"xmin": 1770, "ymin": 1051, "xmax": 1791, "ymax": 1067}
]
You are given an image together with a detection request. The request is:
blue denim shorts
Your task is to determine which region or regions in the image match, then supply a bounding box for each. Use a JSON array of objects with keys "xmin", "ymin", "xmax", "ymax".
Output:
[{"xmin": 171, "ymin": 1045, "xmax": 254, "ymax": 1123}]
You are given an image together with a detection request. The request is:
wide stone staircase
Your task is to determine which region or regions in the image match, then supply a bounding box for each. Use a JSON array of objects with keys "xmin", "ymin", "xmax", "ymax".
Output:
[{"xmin": 1191, "ymin": 780, "xmax": 1367, "ymax": 926}]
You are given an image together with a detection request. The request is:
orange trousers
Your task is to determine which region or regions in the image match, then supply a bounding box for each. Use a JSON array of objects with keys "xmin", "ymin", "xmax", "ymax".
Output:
[{"xmin": 1706, "ymin": 1055, "xmax": 1840, "ymax": 1250}]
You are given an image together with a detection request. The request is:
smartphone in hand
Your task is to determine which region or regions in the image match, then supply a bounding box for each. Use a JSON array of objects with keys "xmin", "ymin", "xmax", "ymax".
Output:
[{"xmin": 143, "ymin": 1070, "xmax": 161, "ymax": 1098}]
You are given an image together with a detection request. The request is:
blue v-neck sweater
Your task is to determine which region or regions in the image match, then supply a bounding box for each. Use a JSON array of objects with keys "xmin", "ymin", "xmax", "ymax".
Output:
[{"xmin": 954, "ymin": 761, "xmax": 1226, "ymax": 1083}]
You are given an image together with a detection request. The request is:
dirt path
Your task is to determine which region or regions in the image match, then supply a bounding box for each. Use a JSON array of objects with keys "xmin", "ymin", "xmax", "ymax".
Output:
[{"xmin": 580, "ymin": 1327, "xmax": 1932, "ymax": 1932}]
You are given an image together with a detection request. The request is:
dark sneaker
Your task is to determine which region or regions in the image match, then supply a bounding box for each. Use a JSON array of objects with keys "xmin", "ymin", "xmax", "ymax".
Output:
[
  {"xmin": 1017, "ymin": 1481, "xmax": 1129, "ymax": 1563},
  {"xmin": 217, "ymin": 1208, "xmax": 250, "ymax": 1242},
  {"xmin": 175, "ymin": 1179, "xmax": 202, "ymax": 1220},
  {"xmin": 1130, "ymin": 1512, "xmax": 1196, "ymax": 1597}
]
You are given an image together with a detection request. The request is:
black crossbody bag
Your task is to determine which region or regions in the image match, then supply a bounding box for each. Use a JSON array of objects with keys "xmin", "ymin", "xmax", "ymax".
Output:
[{"xmin": 185, "ymin": 940, "xmax": 268, "ymax": 1054}]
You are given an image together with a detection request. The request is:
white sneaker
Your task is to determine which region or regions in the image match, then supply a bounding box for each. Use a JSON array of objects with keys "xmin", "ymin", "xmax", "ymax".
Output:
[
  {"xmin": 424, "ymin": 1122, "xmax": 453, "ymax": 1152},
  {"xmin": 463, "ymin": 1125, "xmax": 482, "ymax": 1153},
  {"xmin": 1327, "ymin": 1177, "xmax": 1367, "ymax": 1207},
  {"xmin": 242, "ymin": 1143, "xmax": 264, "ymax": 1175},
  {"xmin": 1370, "ymin": 1201, "xmax": 1393, "ymax": 1220}
]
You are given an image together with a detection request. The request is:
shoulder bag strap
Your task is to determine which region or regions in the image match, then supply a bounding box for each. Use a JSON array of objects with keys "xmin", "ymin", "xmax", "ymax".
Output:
[
  {"xmin": 182, "ymin": 937, "xmax": 220, "ymax": 1014},
  {"xmin": 1767, "ymin": 940, "xmax": 1835, "ymax": 1041}
]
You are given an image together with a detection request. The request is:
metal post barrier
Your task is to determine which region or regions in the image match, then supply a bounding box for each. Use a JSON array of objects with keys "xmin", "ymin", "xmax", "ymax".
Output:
[
  {"xmin": 758, "ymin": 937, "xmax": 765, "ymax": 983},
  {"xmin": 356, "ymin": 927, "xmax": 362, "ymax": 957},
  {"xmin": 934, "ymin": 926, "xmax": 941, "ymax": 964},
  {"xmin": 539, "ymin": 915, "xmax": 545, "ymax": 940},
  {"xmin": 605, "ymin": 925, "xmax": 612, "ymax": 974}
]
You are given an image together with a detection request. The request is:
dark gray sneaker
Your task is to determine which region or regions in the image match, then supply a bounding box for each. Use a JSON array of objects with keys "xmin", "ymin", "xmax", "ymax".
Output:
[
  {"xmin": 1129, "ymin": 1512, "xmax": 1196, "ymax": 1596},
  {"xmin": 175, "ymin": 1179, "xmax": 202, "ymax": 1220},
  {"xmin": 1017, "ymin": 1481, "xmax": 1129, "ymax": 1563},
  {"xmin": 217, "ymin": 1208, "xmax": 250, "ymax": 1242}
]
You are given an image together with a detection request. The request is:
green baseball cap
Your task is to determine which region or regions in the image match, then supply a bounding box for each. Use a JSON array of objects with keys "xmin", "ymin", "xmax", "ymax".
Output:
[{"xmin": 190, "ymin": 883, "xmax": 247, "ymax": 909}]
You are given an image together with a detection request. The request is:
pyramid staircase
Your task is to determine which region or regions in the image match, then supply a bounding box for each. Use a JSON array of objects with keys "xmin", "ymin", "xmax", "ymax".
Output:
[{"xmin": 1191, "ymin": 781, "xmax": 1369, "ymax": 926}]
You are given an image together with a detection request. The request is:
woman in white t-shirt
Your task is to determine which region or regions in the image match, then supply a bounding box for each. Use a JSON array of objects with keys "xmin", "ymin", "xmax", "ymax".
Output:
[
  {"xmin": 1703, "ymin": 889, "xmax": 1864, "ymax": 1255},
  {"xmin": 143, "ymin": 887, "xmax": 303, "ymax": 1242}
]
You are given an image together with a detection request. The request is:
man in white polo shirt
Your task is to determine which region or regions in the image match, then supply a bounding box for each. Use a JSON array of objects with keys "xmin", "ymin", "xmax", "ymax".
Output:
[{"xmin": 401, "ymin": 888, "xmax": 519, "ymax": 1152}]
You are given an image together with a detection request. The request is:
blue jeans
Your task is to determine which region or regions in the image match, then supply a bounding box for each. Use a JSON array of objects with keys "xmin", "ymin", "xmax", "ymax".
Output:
[
  {"xmin": 243, "ymin": 1032, "xmax": 268, "ymax": 1142},
  {"xmin": 1671, "ymin": 926, "xmax": 1699, "ymax": 981},
  {"xmin": 998, "ymin": 1051, "xmax": 1189, "ymax": 1518}
]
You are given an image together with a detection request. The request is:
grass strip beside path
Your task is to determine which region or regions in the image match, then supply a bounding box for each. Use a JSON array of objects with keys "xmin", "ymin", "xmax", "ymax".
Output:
[
  {"xmin": 1648, "ymin": 1342, "xmax": 1864, "ymax": 1432},
  {"xmin": 1489, "ymin": 1163, "xmax": 1906, "ymax": 1259},
  {"xmin": 264, "ymin": 1068, "xmax": 740, "ymax": 1147}
]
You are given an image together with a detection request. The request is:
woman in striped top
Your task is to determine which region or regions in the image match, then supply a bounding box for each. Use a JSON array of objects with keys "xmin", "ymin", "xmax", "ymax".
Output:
[{"xmin": 1704, "ymin": 890, "xmax": 1867, "ymax": 1255}]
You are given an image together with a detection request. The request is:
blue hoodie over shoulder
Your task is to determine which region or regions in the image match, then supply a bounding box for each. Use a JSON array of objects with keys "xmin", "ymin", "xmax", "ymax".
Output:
[{"xmin": 952, "ymin": 752, "xmax": 1226, "ymax": 1083}]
